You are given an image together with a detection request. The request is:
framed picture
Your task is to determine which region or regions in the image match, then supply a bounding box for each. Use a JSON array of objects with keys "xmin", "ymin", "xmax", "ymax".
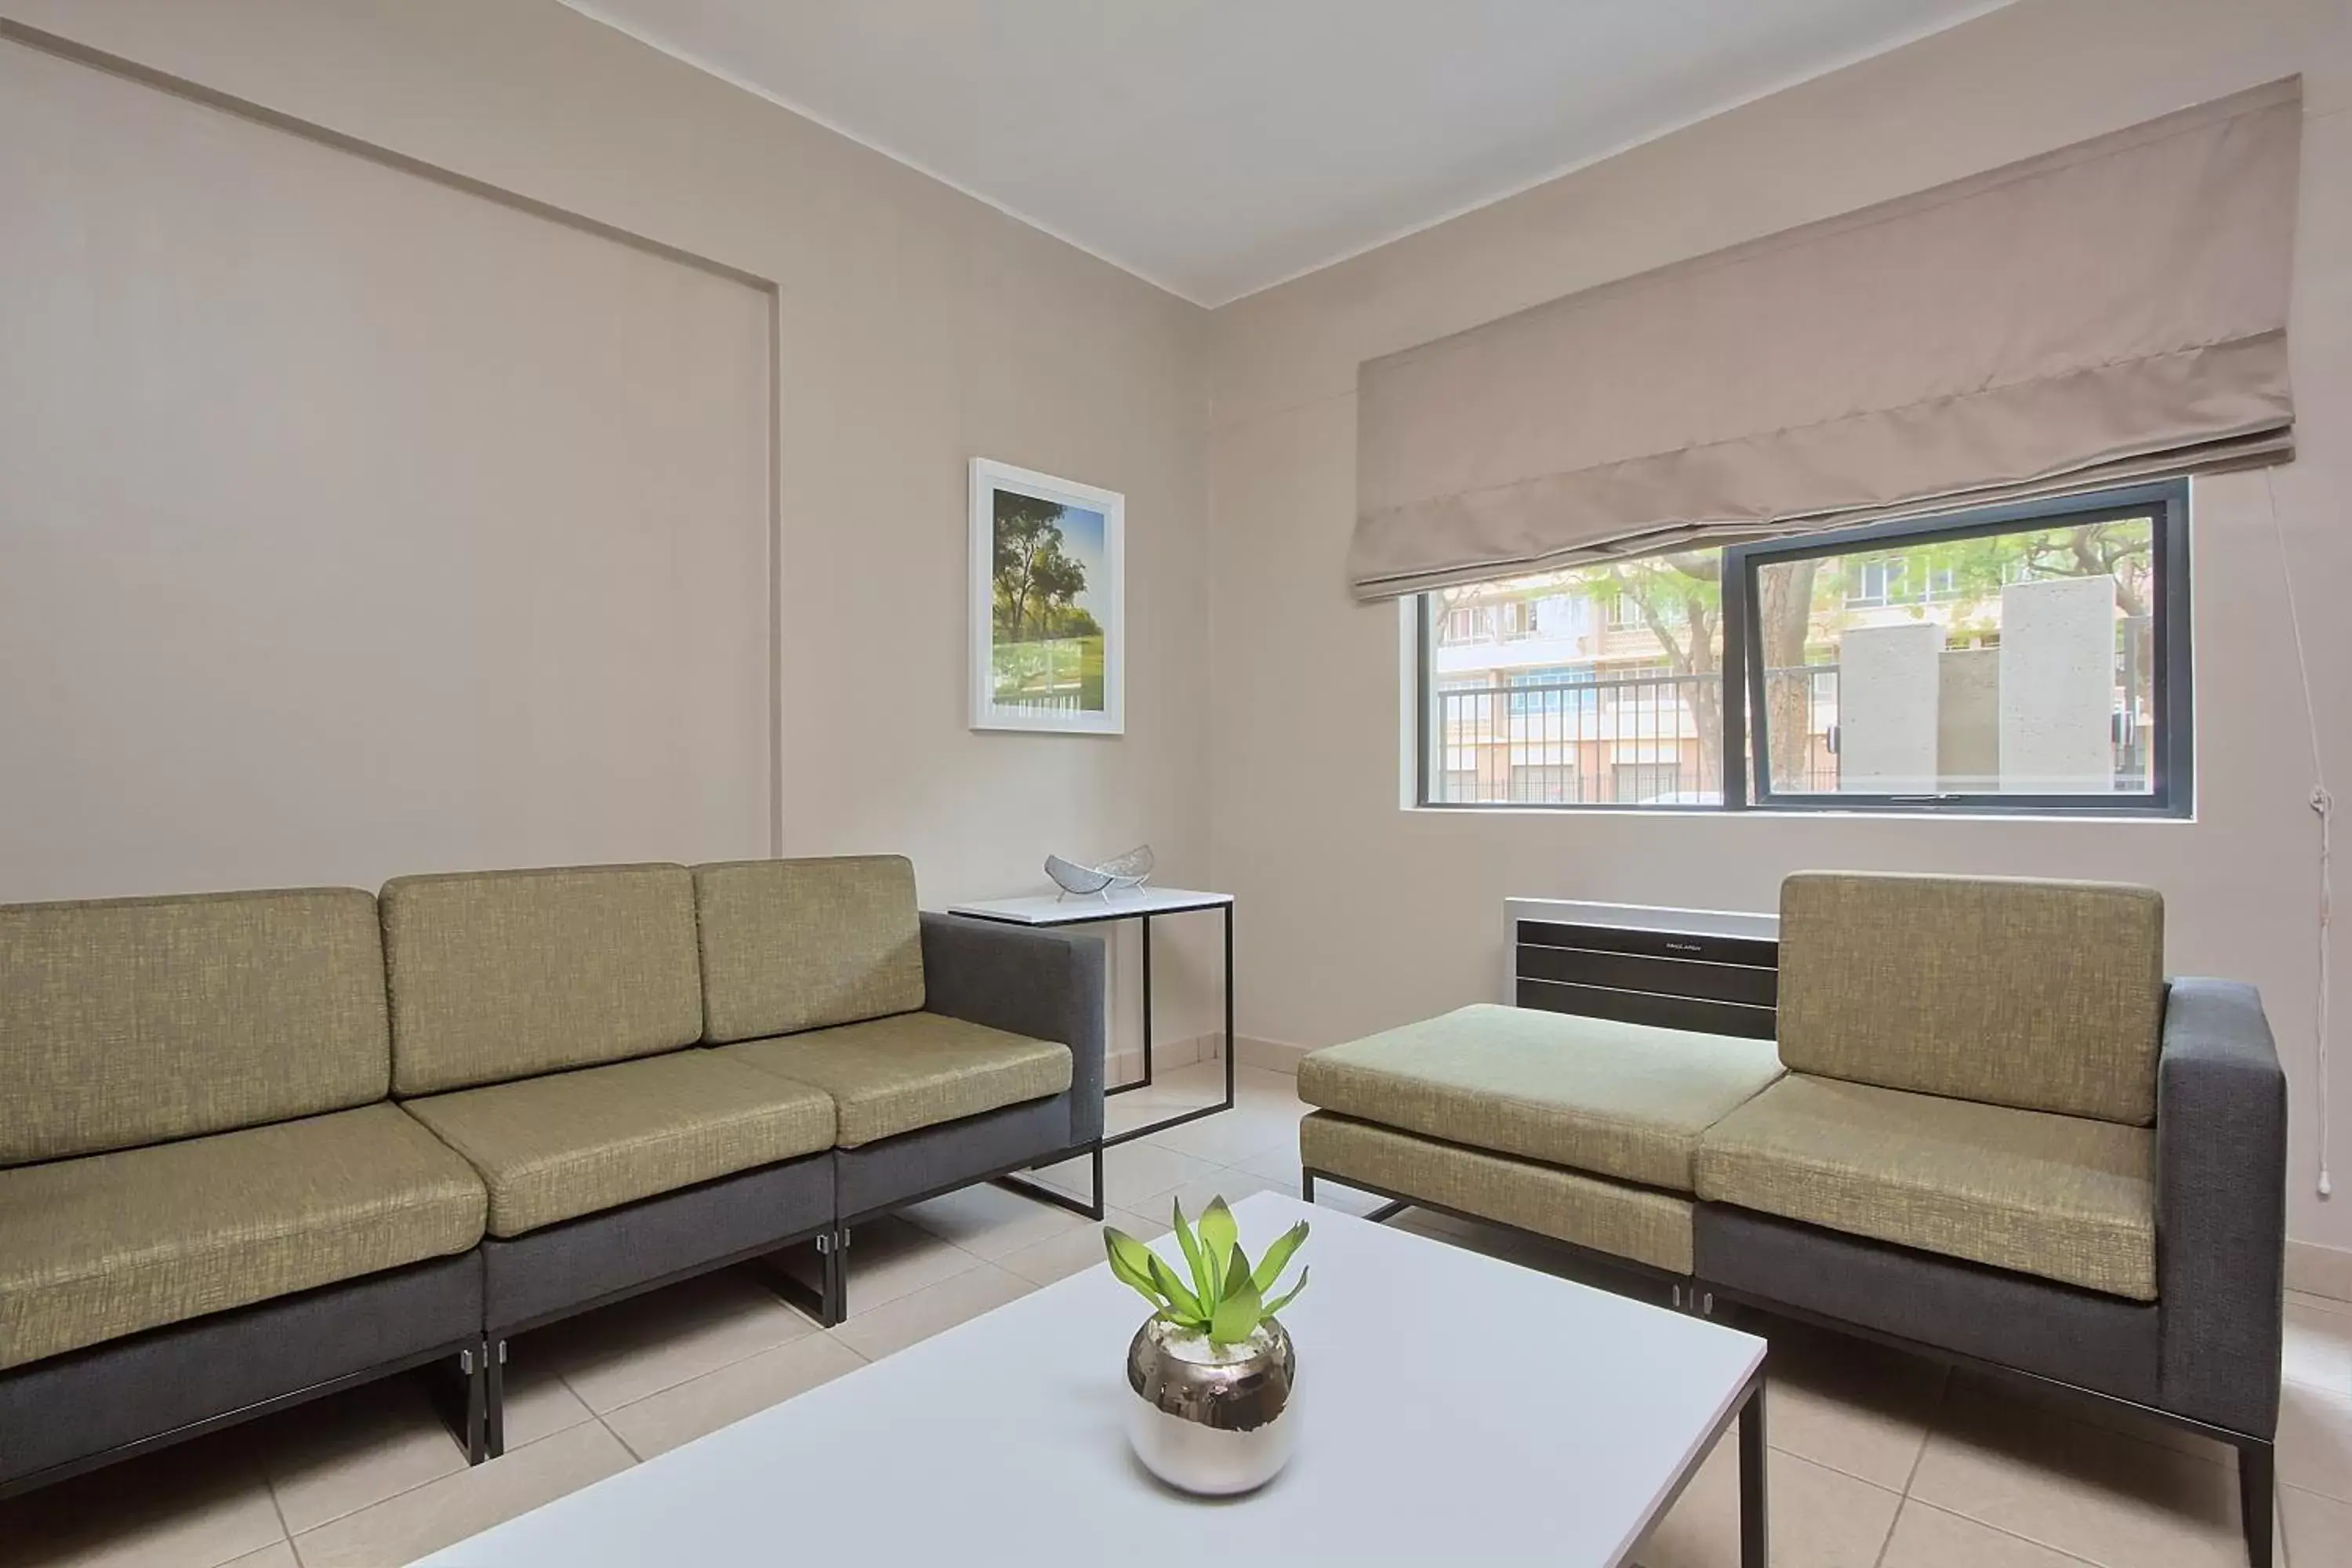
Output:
[{"xmin": 969, "ymin": 458, "xmax": 1124, "ymax": 735}]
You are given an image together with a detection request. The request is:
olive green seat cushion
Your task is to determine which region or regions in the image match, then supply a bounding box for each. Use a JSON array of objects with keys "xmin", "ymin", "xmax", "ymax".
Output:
[
  {"xmin": 1301, "ymin": 1112, "xmax": 1697, "ymax": 1274},
  {"xmin": 0, "ymin": 1103, "xmax": 485, "ymax": 1370},
  {"xmin": 719, "ymin": 1011, "xmax": 1070, "ymax": 1148},
  {"xmin": 1, "ymin": 887, "xmax": 391, "ymax": 1165},
  {"xmin": 693, "ymin": 856, "xmax": 925, "ymax": 1043},
  {"xmin": 382, "ymin": 864, "xmax": 703, "ymax": 1096},
  {"xmin": 1694, "ymin": 1074, "xmax": 2157, "ymax": 1300},
  {"xmin": 401, "ymin": 1051, "xmax": 835, "ymax": 1238},
  {"xmin": 1778, "ymin": 872, "xmax": 2165, "ymax": 1125},
  {"xmin": 1295, "ymin": 1004, "xmax": 1784, "ymax": 1193}
]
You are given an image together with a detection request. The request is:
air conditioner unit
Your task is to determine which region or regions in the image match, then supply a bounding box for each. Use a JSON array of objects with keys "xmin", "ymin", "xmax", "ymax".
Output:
[{"xmin": 1504, "ymin": 898, "xmax": 1780, "ymax": 1040}]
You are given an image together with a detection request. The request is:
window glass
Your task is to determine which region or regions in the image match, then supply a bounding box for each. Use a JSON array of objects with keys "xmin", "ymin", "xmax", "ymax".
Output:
[
  {"xmin": 1752, "ymin": 514, "xmax": 2156, "ymax": 798},
  {"xmin": 1424, "ymin": 554, "xmax": 1725, "ymax": 807}
]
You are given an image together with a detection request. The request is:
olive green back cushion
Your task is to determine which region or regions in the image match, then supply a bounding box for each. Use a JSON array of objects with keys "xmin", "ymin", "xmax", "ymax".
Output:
[
  {"xmin": 0, "ymin": 887, "xmax": 390, "ymax": 1166},
  {"xmin": 382, "ymin": 864, "xmax": 703, "ymax": 1095},
  {"xmin": 694, "ymin": 856, "xmax": 924, "ymax": 1043},
  {"xmin": 1777, "ymin": 872, "xmax": 2165, "ymax": 1126}
]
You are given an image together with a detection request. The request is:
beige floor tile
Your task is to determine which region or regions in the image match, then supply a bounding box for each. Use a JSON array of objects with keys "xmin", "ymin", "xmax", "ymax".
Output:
[
  {"xmin": 1879, "ymin": 1500, "xmax": 2103, "ymax": 1566},
  {"xmin": 2283, "ymin": 1483, "xmax": 2352, "ymax": 1568},
  {"xmin": 1146, "ymin": 1062, "xmax": 1305, "ymax": 1115},
  {"xmin": 2286, "ymin": 1296, "xmax": 2352, "ymax": 1392},
  {"xmin": 1761, "ymin": 1323, "xmax": 1948, "ymax": 1490},
  {"xmin": 997, "ymin": 1205, "xmax": 1161, "ymax": 1286},
  {"xmin": 0, "ymin": 1437, "xmax": 285, "ymax": 1568},
  {"xmin": 289, "ymin": 1422, "xmax": 631, "ymax": 1568},
  {"xmin": 1232, "ymin": 1063, "xmax": 1312, "ymax": 1103},
  {"xmin": 822, "ymin": 1214, "xmax": 985, "ymax": 1315},
  {"xmin": 1632, "ymin": 1436, "xmax": 1900, "ymax": 1568},
  {"xmin": 828, "ymin": 1263, "xmax": 1034, "ymax": 1361},
  {"xmin": 1104, "ymin": 1091, "xmax": 1222, "ymax": 1141},
  {"xmin": 219, "ymin": 1546, "xmax": 300, "ymax": 1568},
  {"xmin": 1033, "ymin": 1141, "xmax": 1219, "ymax": 1210},
  {"xmin": 529, "ymin": 1268, "xmax": 820, "ymax": 1415},
  {"xmin": 1909, "ymin": 1381, "xmax": 2245, "ymax": 1568},
  {"xmin": 1142, "ymin": 1101, "xmax": 1304, "ymax": 1167},
  {"xmin": 602, "ymin": 1333, "xmax": 867, "ymax": 1461},
  {"xmin": 1156, "ymin": 1169, "xmax": 1294, "ymax": 1227},
  {"xmin": 900, "ymin": 1181, "xmax": 1094, "ymax": 1261},
  {"xmin": 2280, "ymin": 1378, "xmax": 2352, "ymax": 1503},
  {"xmin": 256, "ymin": 1381, "xmax": 469, "ymax": 1535},
  {"xmin": 2290, "ymin": 1288, "xmax": 2352, "ymax": 1320},
  {"xmin": 494, "ymin": 1359, "xmax": 596, "ymax": 1449},
  {"xmin": 1102, "ymin": 1072, "xmax": 1225, "ymax": 1111}
]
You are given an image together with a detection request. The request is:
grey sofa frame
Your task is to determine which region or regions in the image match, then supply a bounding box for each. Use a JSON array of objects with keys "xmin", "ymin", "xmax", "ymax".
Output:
[
  {"xmin": 1305, "ymin": 977, "xmax": 2288, "ymax": 1568},
  {"xmin": 0, "ymin": 1254, "xmax": 486, "ymax": 1501}
]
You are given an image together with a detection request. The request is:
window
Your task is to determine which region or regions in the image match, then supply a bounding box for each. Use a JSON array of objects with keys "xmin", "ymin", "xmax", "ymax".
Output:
[
  {"xmin": 1414, "ymin": 481, "xmax": 2190, "ymax": 815},
  {"xmin": 1421, "ymin": 556, "xmax": 1726, "ymax": 808}
]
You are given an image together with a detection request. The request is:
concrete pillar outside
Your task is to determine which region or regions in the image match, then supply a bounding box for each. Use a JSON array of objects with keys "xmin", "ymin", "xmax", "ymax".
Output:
[{"xmin": 1839, "ymin": 622, "xmax": 1944, "ymax": 793}]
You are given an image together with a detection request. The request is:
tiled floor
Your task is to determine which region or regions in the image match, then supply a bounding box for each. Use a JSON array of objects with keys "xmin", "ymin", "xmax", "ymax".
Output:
[{"xmin": 3, "ymin": 1059, "xmax": 2347, "ymax": 1566}]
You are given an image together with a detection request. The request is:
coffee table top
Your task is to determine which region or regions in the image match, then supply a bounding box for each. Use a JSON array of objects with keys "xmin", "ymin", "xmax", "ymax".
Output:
[{"xmin": 418, "ymin": 1193, "xmax": 1762, "ymax": 1566}]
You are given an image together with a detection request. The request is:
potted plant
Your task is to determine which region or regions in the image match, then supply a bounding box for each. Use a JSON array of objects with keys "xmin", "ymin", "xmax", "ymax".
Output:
[{"xmin": 1103, "ymin": 1197, "xmax": 1308, "ymax": 1495}]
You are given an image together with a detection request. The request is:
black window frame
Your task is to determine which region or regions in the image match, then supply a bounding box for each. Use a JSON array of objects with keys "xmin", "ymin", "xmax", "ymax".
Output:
[{"xmin": 1414, "ymin": 479, "xmax": 2194, "ymax": 817}]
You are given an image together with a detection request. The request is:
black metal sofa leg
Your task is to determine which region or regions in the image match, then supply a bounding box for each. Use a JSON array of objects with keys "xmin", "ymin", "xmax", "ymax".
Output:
[
  {"xmin": 995, "ymin": 1143, "xmax": 1105, "ymax": 1222},
  {"xmin": 426, "ymin": 1340, "xmax": 490, "ymax": 1465},
  {"xmin": 485, "ymin": 1338, "xmax": 507, "ymax": 1460},
  {"xmin": 823, "ymin": 1229, "xmax": 848, "ymax": 1328},
  {"xmin": 2239, "ymin": 1437, "xmax": 2274, "ymax": 1568}
]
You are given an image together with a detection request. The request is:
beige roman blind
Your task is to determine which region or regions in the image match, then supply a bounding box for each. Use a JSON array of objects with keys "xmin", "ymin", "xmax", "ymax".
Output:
[{"xmin": 1352, "ymin": 77, "xmax": 2303, "ymax": 599}]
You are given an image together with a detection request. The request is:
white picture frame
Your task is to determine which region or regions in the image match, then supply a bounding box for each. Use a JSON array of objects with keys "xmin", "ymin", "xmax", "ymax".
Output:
[{"xmin": 968, "ymin": 458, "xmax": 1125, "ymax": 735}]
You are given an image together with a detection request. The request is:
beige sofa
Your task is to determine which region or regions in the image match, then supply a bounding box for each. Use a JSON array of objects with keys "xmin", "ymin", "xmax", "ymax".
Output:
[
  {"xmin": 1298, "ymin": 873, "xmax": 2286, "ymax": 1568},
  {"xmin": 1, "ymin": 854, "xmax": 1105, "ymax": 1490}
]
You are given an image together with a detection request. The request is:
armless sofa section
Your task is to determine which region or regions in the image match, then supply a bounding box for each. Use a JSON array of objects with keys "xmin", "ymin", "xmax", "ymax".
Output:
[
  {"xmin": 0, "ymin": 855, "xmax": 1106, "ymax": 1492},
  {"xmin": 1298, "ymin": 873, "xmax": 2286, "ymax": 1568}
]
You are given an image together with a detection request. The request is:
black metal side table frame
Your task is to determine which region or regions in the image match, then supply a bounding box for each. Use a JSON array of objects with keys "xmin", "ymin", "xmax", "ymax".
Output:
[{"xmin": 949, "ymin": 891, "xmax": 1236, "ymax": 1158}]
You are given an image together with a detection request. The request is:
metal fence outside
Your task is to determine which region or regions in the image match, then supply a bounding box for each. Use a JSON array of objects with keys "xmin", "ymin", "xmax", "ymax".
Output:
[{"xmin": 1430, "ymin": 652, "xmax": 2149, "ymax": 804}]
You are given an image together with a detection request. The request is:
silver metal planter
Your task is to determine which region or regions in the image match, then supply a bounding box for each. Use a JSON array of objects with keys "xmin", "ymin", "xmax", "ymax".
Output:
[{"xmin": 1124, "ymin": 1316, "xmax": 1296, "ymax": 1496}]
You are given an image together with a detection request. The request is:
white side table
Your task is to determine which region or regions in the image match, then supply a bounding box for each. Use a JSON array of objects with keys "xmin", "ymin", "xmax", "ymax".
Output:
[{"xmin": 946, "ymin": 887, "xmax": 1234, "ymax": 1150}]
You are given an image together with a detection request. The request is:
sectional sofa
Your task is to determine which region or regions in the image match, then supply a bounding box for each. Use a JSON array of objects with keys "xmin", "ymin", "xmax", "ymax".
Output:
[
  {"xmin": 1297, "ymin": 873, "xmax": 2288, "ymax": 1568},
  {"xmin": 0, "ymin": 855, "xmax": 1104, "ymax": 1496}
]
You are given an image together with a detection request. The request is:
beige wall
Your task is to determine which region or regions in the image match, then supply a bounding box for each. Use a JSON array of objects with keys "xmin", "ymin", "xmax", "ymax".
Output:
[
  {"xmin": 1203, "ymin": 0, "xmax": 2352, "ymax": 1251},
  {"xmin": 0, "ymin": 0, "xmax": 1220, "ymax": 1047},
  {"xmin": 1, "ymin": 34, "xmax": 777, "ymax": 895}
]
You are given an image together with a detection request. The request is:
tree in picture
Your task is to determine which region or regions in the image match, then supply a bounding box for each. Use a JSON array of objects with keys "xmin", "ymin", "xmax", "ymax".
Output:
[{"xmin": 991, "ymin": 492, "xmax": 1106, "ymax": 713}]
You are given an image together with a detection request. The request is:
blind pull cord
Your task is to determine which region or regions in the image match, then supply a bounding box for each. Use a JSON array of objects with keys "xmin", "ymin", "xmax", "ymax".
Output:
[{"xmin": 2266, "ymin": 466, "xmax": 2333, "ymax": 1200}]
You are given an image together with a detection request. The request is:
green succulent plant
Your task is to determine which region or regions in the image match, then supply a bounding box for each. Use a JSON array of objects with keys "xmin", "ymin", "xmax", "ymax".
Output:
[{"xmin": 1103, "ymin": 1196, "xmax": 1308, "ymax": 1346}]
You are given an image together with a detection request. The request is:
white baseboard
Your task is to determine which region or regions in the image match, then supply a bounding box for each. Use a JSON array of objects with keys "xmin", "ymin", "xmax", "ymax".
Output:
[
  {"xmin": 1237, "ymin": 1036, "xmax": 1309, "ymax": 1074},
  {"xmin": 1105, "ymin": 1033, "xmax": 1312, "ymax": 1080},
  {"xmin": 1103, "ymin": 1032, "xmax": 1217, "ymax": 1087},
  {"xmin": 2288, "ymin": 1238, "xmax": 2352, "ymax": 1303}
]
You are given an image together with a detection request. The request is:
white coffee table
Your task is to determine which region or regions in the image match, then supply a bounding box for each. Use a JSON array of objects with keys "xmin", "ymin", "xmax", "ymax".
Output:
[{"xmin": 415, "ymin": 1193, "xmax": 1767, "ymax": 1566}]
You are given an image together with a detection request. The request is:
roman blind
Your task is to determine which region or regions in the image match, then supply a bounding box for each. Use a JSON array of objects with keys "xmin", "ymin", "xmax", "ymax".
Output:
[{"xmin": 1352, "ymin": 77, "xmax": 2303, "ymax": 599}]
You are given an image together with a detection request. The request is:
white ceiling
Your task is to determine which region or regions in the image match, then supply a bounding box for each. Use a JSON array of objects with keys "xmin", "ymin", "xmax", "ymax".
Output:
[{"xmin": 563, "ymin": 0, "xmax": 2015, "ymax": 306}]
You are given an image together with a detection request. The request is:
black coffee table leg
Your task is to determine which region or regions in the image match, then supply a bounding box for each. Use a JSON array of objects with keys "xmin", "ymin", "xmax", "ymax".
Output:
[{"xmin": 1739, "ymin": 1376, "xmax": 1768, "ymax": 1567}]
